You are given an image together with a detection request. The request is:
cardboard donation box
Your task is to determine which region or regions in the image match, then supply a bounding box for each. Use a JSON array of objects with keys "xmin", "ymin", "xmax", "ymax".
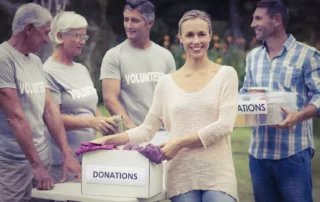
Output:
[
  {"xmin": 235, "ymin": 91, "xmax": 297, "ymax": 127},
  {"xmin": 81, "ymin": 150, "xmax": 163, "ymax": 198}
]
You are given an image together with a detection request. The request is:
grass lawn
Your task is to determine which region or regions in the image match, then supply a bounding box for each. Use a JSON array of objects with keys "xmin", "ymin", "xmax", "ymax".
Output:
[
  {"xmin": 98, "ymin": 105, "xmax": 320, "ymax": 202},
  {"xmin": 232, "ymin": 128, "xmax": 255, "ymax": 202},
  {"xmin": 232, "ymin": 128, "xmax": 320, "ymax": 202}
]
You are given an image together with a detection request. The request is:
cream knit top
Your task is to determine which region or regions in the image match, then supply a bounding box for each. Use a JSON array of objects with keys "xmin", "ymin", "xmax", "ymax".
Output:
[{"xmin": 127, "ymin": 65, "xmax": 239, "ymax": 201}]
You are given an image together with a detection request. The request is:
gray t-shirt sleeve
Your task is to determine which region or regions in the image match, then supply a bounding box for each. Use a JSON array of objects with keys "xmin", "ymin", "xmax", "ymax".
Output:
[
  {"xmin": 0, "ymin": 58, "xmax": 16, "ymax": 89},
  {"xmin": 167, "ymin": 51, "xmax": 176, "ymax": 73},
  {"xmin": 100, "ymin": 49, "xmax": 121, "ymax": 80},
  {"xmin": 44, "ymin": 71, "xmax": 62, "ymax": 104}
]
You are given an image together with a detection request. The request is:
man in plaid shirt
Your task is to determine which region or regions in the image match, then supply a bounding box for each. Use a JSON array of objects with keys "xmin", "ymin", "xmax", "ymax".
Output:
[{"xmin": 240, "ymin": 0, "xmax": 320, "ymax": 202}]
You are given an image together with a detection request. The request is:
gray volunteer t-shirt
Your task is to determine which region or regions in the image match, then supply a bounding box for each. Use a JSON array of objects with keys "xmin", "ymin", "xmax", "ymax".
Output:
[
  {"xmin": 0, "ymin": 42, "xmax": 48, "ymax": 162},
  {"xmin": 44, "ymin": 57, "xmax": 98, "ymax": 164},
  {"xmin": 100, "ymin": 40, "xmax": 176, "ymax": 126}
]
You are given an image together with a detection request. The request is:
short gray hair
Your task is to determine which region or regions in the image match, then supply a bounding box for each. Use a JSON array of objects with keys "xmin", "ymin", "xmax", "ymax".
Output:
[
  {"xmin": 124, "ymin": 0, "xmax": 155, "ymax": 23},
  {"xmin": 12, "ymin": 3, "xmax": 52, "ymax": 34},
  {"xmin": 49, "ymin": 11, "xmax": 88, "ymax": 46}
]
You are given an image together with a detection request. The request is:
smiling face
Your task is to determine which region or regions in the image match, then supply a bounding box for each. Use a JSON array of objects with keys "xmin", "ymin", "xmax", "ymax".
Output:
[
  {"xmin": 123, "ymin": 9, "xmax": 152, "ymax": 41},
  {"xmin": 179, "ymin": 18, "xmax": 212, "ymax": 60},
  {"xmin": 251, "ymin": 7, "xmax": 277, "ymax": 41}
]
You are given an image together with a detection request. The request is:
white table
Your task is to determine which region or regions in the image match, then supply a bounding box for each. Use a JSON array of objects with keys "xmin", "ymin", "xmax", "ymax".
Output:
[{"xmin": 32, "ymin": 181, "xmax": 166, "ymax": 202}]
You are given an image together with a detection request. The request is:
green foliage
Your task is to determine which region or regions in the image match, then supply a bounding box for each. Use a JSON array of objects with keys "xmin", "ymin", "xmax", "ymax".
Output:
[
  {"xmin": 97, "ymin": 0, "xmax": 108, "ymax": 9},
  {"xmin": 313, "ymin": 119, "xmax": 320, "ymax": 137}
]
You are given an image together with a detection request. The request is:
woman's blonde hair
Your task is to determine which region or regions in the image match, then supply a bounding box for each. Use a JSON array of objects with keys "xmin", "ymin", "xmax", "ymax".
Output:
[{"xmin": 178, "ymin": 10, "xmax": 212, "ymax": 35}]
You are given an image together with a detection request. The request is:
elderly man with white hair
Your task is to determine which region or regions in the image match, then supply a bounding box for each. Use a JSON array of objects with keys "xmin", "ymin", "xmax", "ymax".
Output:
[
  {"xmin": 43, "ymin": 11, "xmax": 117, "ymax": 184},
  {"xmin": 0, "ymin": 3, "xmax": 81, "ymax": 202}
]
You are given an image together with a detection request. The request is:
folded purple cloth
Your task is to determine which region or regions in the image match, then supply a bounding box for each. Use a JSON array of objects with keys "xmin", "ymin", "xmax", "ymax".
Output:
[
  {"xmin": 122, "ymin": 142, "xmax": 143, "ymax": 150},
  {"xmin": 75, "ymin": 142, "xmax": 117, "ymax": 156},
  {"xmin": 75, "ymin": 142, "xmax": 164, "ymax": 164},
  {"xmin": 123, "ymin": 143, "xmax": 164, "ymax": 164}
]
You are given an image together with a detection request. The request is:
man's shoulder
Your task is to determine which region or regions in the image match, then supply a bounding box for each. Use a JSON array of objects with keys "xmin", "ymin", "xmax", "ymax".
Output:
[
  {"xmin": 27, "ymin": 54, "xmax": 43, "ymax": 70},
  {"xmin": 294, "ymin": 41, "xmax": 320, "ymax": 55},
  {"xmin": 0, "ymin": 44, "xmax": 15, "ymax": 74},
  {"xmin": 107, "ymin": 40, "xmax": 128, "ymax": 53},
  {"xmin": 247, "ymin": 45, "xmax": 263, "ymax": 57},
  {"xmin": 151, "ymin": 42, "xmax": 172, "ymax": 56},
  {"xmin": 28, "ymin": 53, "xmax": 42, "ymax": 62},
  {"xmin": 0, "ymin": 43, "xmax": 12, "ymax": 60},
  {"xmin": 102, "ymin": 41, "xmax": 128, "ymax": 62},
  {"xmin": 0, "ymin": 43, "xmax": 41, "ymax": 69},
  {"xmin": 0, "ymin": 43, "xmax": 16, "ymax": 66}
]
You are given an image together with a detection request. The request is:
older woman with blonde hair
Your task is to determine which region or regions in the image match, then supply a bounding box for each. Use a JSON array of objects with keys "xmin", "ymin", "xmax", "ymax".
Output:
[
  {"xmin": 44, "ymin": 11, "xmax": 117, "ymax": 183},
  {"xmin": 92, "ymin": 9, "xmax": 239, "ymax": 202}
]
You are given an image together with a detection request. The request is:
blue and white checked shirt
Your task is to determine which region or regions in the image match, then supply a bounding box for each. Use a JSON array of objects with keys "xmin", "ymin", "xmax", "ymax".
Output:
[{"xmin": 240, "ymin": 34, "xmax": 320, "ymax": 159}]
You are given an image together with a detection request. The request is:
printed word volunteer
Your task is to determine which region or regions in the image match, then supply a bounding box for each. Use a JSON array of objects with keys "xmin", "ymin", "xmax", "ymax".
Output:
[
  {"xmin": 67, "ymin": 86, "xmax": 97, "ymax": 99},
  {"xmin": 125, "ymin": 72, "xmax": 164, "ymax": 85},
  {"xmin": 20, "ymin": 82, "xmax": 45, "ymax": 94}
]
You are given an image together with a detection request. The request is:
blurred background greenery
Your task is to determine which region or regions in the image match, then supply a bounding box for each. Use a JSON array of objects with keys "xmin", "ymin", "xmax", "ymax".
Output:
[{"xmin": 1, "ymin": 0, "xmax": 320, "ymax": 103}]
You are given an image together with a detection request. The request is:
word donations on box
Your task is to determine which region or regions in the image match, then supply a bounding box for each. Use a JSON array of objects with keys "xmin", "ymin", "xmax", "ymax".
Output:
[
  {"xmin": 238, "ymin": 100, "xmax": 268, "ymax": 114},
  {"xmin": 86, "ymin": 165, "xmax": 146, "ymax": 186}
]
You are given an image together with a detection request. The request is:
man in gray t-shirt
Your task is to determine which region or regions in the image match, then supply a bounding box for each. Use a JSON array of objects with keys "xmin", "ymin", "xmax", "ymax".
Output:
[
  {"xmin": 0, "ymin": 3, "xmax": 81, "ymax": 202},
  {"xmin": 100, "ymin": 0, "xmax": 175, "ymax": 129}
]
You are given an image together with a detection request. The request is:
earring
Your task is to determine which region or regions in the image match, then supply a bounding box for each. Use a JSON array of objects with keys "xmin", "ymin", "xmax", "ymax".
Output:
[{"xmin": 180, "ymin": 42, "xmax": 183, "ymax": 48}]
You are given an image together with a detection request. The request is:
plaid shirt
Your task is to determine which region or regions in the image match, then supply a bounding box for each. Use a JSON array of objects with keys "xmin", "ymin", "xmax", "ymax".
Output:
[{"xmin": 240, "ymin": 34, "xmax": 320, "ymax": 159}]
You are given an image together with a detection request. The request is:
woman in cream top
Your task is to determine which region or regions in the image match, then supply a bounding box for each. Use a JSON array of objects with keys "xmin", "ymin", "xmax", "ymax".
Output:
[{"xmin": 93, "ymin": 9, "xmax": 239, "ymax": 202}]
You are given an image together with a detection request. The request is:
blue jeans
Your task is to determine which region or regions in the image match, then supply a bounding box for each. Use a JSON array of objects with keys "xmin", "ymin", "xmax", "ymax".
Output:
[
  {"xmin": 170, "ymin": 190, "xmax": 236, "ymax": 202},
  {"xmin": 249, "ymin": 148, "xmax": 313, "ymax": 202}
]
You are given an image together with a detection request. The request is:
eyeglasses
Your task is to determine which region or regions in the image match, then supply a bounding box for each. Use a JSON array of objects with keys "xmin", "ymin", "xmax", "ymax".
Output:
[{"xmin": 62, "ymin": 32, "xmax": 89, "ymax": 41}]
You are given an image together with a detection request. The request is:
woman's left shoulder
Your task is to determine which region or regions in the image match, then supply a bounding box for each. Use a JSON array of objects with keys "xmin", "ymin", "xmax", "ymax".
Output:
[{"xmin": 219, "ymin": 65, "xmax": 238, "ymax": 77}]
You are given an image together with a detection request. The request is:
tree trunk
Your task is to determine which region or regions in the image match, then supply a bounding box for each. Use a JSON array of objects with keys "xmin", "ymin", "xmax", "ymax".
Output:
[{"xmin": 229, "ymin": 0, "xmax": 244, "ymax": 50}]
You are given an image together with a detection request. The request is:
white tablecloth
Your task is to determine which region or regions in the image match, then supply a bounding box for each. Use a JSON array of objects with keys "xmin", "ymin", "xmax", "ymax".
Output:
[
  {"xmin": 32, "ymin": 132, "xmax": 170, "ymax": 202},
  {"xmin": 32, "ymin": 181, "xmax": 166, "ymax": 202}
]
